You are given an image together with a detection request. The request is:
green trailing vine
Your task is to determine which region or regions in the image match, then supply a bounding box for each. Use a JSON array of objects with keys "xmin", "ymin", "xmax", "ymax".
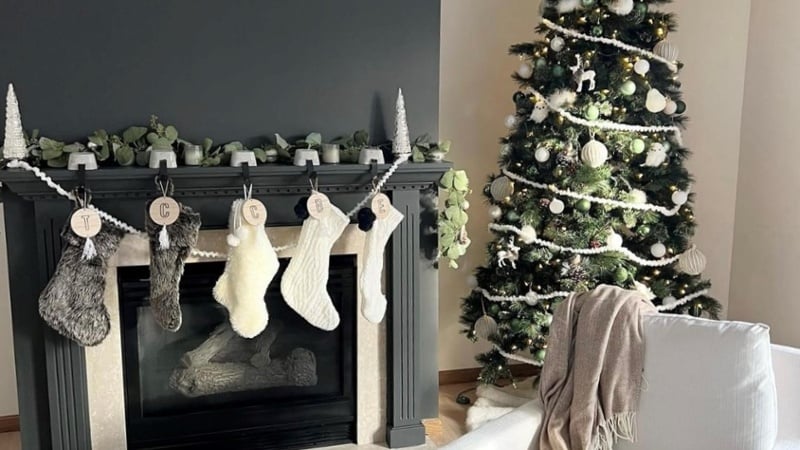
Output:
[{"xmin": 438, "ymin": 168, "xmax": 471, "ymax": 269}]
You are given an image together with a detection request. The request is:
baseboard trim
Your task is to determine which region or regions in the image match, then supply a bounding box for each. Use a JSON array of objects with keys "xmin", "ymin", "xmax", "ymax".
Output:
[
  {"xmin": 0, "ymin": 415, "xmax": 19, "ymax": 433},
  {"xmin": 439, "ymin": 365, "xmax": 540, "ymax": 385}
]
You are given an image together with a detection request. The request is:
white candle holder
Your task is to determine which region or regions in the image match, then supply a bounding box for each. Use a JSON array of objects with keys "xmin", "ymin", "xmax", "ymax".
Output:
[
  {"xmin": 183, "ymin": 145, "xmax": 203, "ymax": 166},
  {"xmin": 321, "ymin": 144, "xmax": 341, "ymax": 164}
]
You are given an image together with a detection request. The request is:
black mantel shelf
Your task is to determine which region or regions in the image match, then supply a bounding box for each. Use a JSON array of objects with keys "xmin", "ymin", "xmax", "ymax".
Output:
[
  {"xmin": 1, "ymin": 159, "xmax": 449, "ymax": 450},
  {"xmin": 0, "ymin": 162, "xmax": 453, "ymax": 200}
]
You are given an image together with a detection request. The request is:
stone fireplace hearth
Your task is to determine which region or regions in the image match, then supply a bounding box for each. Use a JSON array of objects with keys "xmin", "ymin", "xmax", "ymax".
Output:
[{"xmin": 0, "ymin": 162, "xmax": 449, "ymax": 450}]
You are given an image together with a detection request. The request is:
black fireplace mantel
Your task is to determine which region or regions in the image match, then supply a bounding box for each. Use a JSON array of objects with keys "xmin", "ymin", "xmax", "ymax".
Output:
[{"xmin": 0, "ymin": 161, "xmax": 450, "ymax": 450}]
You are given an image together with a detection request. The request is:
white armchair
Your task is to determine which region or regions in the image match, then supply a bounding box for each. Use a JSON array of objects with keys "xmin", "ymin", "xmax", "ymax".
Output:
[{"xmin": 444, "ymin": 332, "xmax": 800, "ymax": 450}]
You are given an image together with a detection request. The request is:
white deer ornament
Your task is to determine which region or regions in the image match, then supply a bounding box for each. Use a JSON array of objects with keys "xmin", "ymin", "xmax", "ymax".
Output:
[
  {"xmin": 569, "ymin": 54, "xmax": 596, "ymax": 93},
  {"xmin": 497, "ymin": 237, "xmax": 521, "ymax": 269}
]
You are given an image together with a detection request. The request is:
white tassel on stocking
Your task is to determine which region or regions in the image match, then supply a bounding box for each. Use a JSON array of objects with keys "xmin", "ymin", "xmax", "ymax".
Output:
[
  {"xmin": 360, "ymin": 205, "xmax": 404, "ymax": 323},
  {"xmin": 158, "ymin": 225, "xmax": 170, "ymax": 250},
  {"xmin": 81, "ymin": 237, "xmax": 97, "ymax": 261}
]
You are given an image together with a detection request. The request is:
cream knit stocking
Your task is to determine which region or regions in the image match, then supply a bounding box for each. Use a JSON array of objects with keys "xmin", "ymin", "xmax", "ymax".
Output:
[
  {"xmin": 213, "ymin": 199, "xmax": 279, "ymax": 338},
  {"xmin": 360, "ymin": 205, "xmax": 404, "ymax": 323},
  {"xmin": 280, "ymin": 201, "xmax": 348, "ymax": 331}
]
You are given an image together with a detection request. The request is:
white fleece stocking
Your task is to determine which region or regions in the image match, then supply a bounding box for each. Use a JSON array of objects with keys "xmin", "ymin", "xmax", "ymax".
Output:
[
  {"xmin": 280, "ymin": 202, "xmax": 348, "ymax": 330},
  {"xmin": 213, "ymin": 199, "xmax": 279, "ymax": 338},
  {"xmin": 360, "ymin": 205, "xmax": 404, "ymax": 323}
]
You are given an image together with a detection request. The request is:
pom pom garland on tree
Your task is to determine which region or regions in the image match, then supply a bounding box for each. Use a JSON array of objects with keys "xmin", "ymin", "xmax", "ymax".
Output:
[
  {"xmin": 458, "ymin": 0, "xmax": 719, "ymax": 384},
  {"xmin": 3, "ymin": 83, "xmax": 28, "ymax": 160}
]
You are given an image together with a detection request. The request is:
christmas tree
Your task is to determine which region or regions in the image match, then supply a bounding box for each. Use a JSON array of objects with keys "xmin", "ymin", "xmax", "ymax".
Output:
[{"xmin": 460, "ymin": 0, "xmax": 719, "ymax": 384}]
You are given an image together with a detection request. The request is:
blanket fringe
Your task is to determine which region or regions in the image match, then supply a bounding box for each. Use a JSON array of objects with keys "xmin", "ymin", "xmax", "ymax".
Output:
[{"xmin": 592, "ymin": 412, "xmax": 637, "ymax": 450}]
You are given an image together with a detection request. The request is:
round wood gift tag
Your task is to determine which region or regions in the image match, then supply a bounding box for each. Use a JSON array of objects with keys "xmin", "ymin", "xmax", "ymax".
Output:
[
  {"xmin": 242, "ymin": 199, "xmax": 267, "ymax": 226},
  {"xmin": 149, "ymin": 196, "xmax": 180, "ymax": 226},
  {"xmin": 307, "ymin": 192, "xmax": 330, "ymax": 219},
  {"xmin": 371, "ymin": 193, "xmax": 391, "ymax": 220},
  {"xmin": 70, "ymin": 208, "xmax": 102, "ymax": 238}
]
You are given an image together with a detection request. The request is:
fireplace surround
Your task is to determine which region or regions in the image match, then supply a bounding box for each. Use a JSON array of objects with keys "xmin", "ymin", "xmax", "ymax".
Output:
[{"xmin": 0, "ymin": 162, "xmax": 449, "ymax": 449}]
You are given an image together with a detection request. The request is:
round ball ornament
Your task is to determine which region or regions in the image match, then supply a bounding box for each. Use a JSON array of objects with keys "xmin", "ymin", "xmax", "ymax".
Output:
[
  {"xmin": 585, "ymin": 105, "xmax": 600, "ymax": 121},
  {"xmin": 518, "ymin": 225, "xmax": 537, "ymax": 244},
  {"xmin": 505, "ymin": 210, "xmax": 520, "ymax": 222},
  {"xmin": 474, "ymin": 315, "xmax": 499, "ymax": 340},
  {"xmin": 651, "ymin": 242, "xmax": 667, "ymax": 258},
  {"xmin": 614, "ymin": 267, "xmax": 629, "ymax": 283},
  {"xmin": 629, "ymin": 189, "xmax": 647, "ymax": 204},
  {"xmin": 552, "ymin": 65, "xmax": 565, "ymax": 78},
  {"xmin": 513, "ymin": 91, "xmax": 526, "ymax": 105},
  {"xmin": 581, "ymin": 0, "xmax": 596, "ymax": 7},
  {"xmin": 619, "ymin": 80, "xmax": 637, "ymax": 96},
  {"xmin": 504, "ymin": 115, "xmax": 518, "ymax": 129},
  {"xmin": 550, "ymin": 36, "xmax": 566, "ymax": 52},
  {"xmin": 608, "ymin": 0, "xmax": 634, "ymax": 16},
  {"xmin": 535, "ymin": 57, "xmax": 548, "ymax": 69},
  {"xmin": 517, "ymin": 63, "xmax": 533, "ymax": 80},
  {"xmin": 490, "ymin": 176, "xmax": 514, "ymax": 201},
  {"xmin": 549, "ymin": 198, "xmax": 565, "ymax": 215},
  {"xmin": 654, "ymin": 41, "xmax": 680, "ymax": 61},
  {"xmin": 467, "ymin": 275, "xmax": 478, "ymax": 289},
  {"xmin": 646, "ymin": 89, "xmax": 668, "ymax": 113},
  {"xmin": 534, "ymin": 147, "xmax": 551, "ymax": 163},
  {"xmin": 489, "ymin": 205, "xmax": 503, "ymax": 219},
  {"xmin": 631, "ymin": 138, "xmax": 646, "ymax": 154},
  {"xmin": 591, "ymin": 25, "xmax": 603, "ymax": 36},
  {"xmin": 675, "ymin": 100, "xmax": 687, "ymax": 114},
  {"xmin": 664, "ymin": 100, "xmax": 678, "ymax": 115},
  {"xmin": 633, "ymin": 59, "xmax": 651, "ymax": 75},
  {"xmin": 678, "ymin": 246, "xmax": 707, "ymax": 275},
  {"xmin": 575, "ymin": 199, "xmax": 591, "ymax": 212},
  {"xmin": 607, "ymin": 232, "xmax": 624, "ymax": 249},
  {"xmin": 662, "ymin": 296, "xmax": 677, "ymax": 307},
  {"xmin": 580, "ymin": 139, "xmax": 609, "ymax": 168},
  {"xmin": 672, "ymin": 190, "xmax": 689, "ymax": 206},
  {"xmin": 534, "ymin": 349, "xmax": 547, "ymax": 362}
]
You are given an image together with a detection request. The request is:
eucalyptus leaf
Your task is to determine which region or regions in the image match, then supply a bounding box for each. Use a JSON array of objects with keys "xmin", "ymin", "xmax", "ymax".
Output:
[
  {"xmin": 202, "ymin": 137, "xmax": 213, "ymax": 153},
  {"xmin": 446, "ymin": 245, "xmax": 462, "ymax": 260},
  {"xmin": 452, "ymin": 170, "xmax": 469, "ymax": 191},
  {"xmin": 275, "ymin": 133, "xmax": 289, "ymax": 149},
  {"xmin": 39, "ymin": 137, "xmax": 63, "ymax": 152},
  {"xmin": 223, "ymin": 141, "xmax": 244, "ymax": 153},
  {"xmin": 146, "ymin": 132, "xmax": 160, "ymax": 145},
  {"xmin": 164, "ymin": 125, "xmax": 179, "ymax": 142},
  {"xmin": 115, "ymin": 146, "xmax": 135, "ymax": 166},
  {"xmin": 439, "ymin": 170, "xmax": 455, "ymax": 189},
  {"xmin": 46, "ymin": 154, "xmax": 68, "ymax": 168},
  {"xmin": 253, "ymin": 148, "xmax": 267, "ymax": 163},
  {"xmin": 438, "ymin": 139, "xmax": 452, "ymax": 154},
  {"xmin": 353, "ymin": 130, "xmax": 369, "ymax": 146},
  {"xmin": 412, "ymin": 147, "xmax": 425, "ymax": 163},
  {"xmin": 62, "ymin": 143, "xmax": 85, "ymax": 153},
  {"xmin": 305, "ymin": 132, "xmax": 322, "ymax": 146},
  {"xmin": 122, "ymin": 127, "xmax": 147, "ymax": 144},
  {"xmin": 96, "ymin": 144, "xmax": 110, "ymax": 161},
  {"xmin": 42, "ymin": 147, "xmax": 64, "ymax": 160},
  {"xmin": 448, "ymin": 260, "xmax": 459, "ymax": 269},
  {"xmin": 152, "ymin": 138, "xmax": 172, "ymax": 150},
  {"xmin": 135, "ymin": 150, "xmax": 150, "ymax": 167}
]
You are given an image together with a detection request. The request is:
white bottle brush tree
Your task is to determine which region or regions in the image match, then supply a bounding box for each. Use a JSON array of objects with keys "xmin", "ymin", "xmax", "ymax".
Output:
[{"xmin": 460, "ymin": 0, "xmax": 718, "ymax": 384}]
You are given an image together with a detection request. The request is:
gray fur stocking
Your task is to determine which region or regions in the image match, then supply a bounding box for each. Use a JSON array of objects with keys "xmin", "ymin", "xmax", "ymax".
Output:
[
  {"xmin": 145, "ymin": 202, "xmax": 201, "ymax": 331},
  {"xmin": 39, "ymin": 222, "xmax": 125, "ymax": 346}
]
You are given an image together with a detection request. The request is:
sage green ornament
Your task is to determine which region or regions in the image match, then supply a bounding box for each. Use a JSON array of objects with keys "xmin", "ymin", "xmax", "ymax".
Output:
[
  {"xmin": 619, "ymin": 80, "xmax": 637, "ymax": 96},
  {"xmin": 585, "ymin": 105, "xmax": 600, "ymax": 121},
  {"xmin": 505, "ymin": 210, "xmax": 521, "ymax": 222},
  {"xmin": 534, "ymin": 349, "xmax": 547, "ymax": 362},
  {"xmin": 614, "ymin": 267, "xmax": 629, "ymax": 283},
  {"xmin": 581, "ymin": 0, "xmax": 596, "ymax": 6},
  {"xmin": 631, "ymin": 138, "xmax": 646, "ymax": 154},
  {"xmin": 591, "ymin": 25, "xmax": 603, "ymax": 36},
  {"xmin": 638, "ymin": 225, "xmax": 652, "ymax": 236},
  {"xmin": 489, "ymin": 304, "xmax": 500, "ymax": 314},
  {"xmin": 535, "ymin": 57, "xmax": 548, "ymax": 69},
  {"xmin": 552, "ymin": 65, "xmax": 565, "ymax": 77},
  {"xmin": 575, "ymin": 199, "xmax": 591, "ymax": 212}
]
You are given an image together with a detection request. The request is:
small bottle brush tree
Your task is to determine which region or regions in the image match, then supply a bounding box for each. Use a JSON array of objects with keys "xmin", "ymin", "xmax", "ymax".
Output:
[{"xmin": 460, "ymin": 0, "xmax": 720, "ymax": 384}]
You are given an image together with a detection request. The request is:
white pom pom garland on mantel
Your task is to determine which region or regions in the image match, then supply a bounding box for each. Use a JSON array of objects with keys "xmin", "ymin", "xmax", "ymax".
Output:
[{"xmin": 501, "ymin": 169, "xmax": 684, "ymax": 216}]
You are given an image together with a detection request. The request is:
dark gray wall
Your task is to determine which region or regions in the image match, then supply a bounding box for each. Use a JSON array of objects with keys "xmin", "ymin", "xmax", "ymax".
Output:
[{"xmin": 0, "ymin": 0, "xmax": 440, "ymax": 145}]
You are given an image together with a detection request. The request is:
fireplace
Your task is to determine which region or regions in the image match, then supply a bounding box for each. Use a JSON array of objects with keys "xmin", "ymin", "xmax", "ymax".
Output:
[
  {"xmin": 0, "ymin": 163, "xmax": 447, "ymax": 449},
  {"xmin": 118, "ymin": 257, "xmax": 356, "ymax": 449}
]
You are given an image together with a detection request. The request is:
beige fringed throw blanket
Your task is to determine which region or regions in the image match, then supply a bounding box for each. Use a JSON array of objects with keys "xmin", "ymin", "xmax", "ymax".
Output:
[{"xmin": 537, "ymin": 285, "xmax": 656, "ymax": 450}]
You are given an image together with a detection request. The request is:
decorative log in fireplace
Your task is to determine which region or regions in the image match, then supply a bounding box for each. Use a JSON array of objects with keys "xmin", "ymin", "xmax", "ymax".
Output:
[{"xmin": 0, "ymin": 162, "xmax": 449, "ymax": 449}]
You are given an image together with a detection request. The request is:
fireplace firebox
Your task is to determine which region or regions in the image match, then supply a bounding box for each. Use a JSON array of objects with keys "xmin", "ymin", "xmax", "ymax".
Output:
[{"xmin": 119, "ymin": 257, "xmax": 356, "ymax": 450}]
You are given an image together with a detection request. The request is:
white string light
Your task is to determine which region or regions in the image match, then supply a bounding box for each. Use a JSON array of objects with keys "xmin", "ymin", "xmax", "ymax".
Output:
[
  {"xmin": 478, "ymin": 288, "xmax": 570, "ymax": 304},
  {"xmin": 6, "ymin": 158, "xmax": 405, "ymax": 258},
  {"xmin": 540, "ymin": 18, "xmax": 679, "ymax": 73},
  {"xmin": 502, "ymin": 168, "xmax": 682, "ymax": 216},
  {"xmin": 490, "ymin": 223, "xmax": 680, "ymax": 267},
  {"xmin": 524, "ymin": 86, "xmax": 684, "ymax": 146},
  {"xmin": 495, "ymin": 346, "xmax": 543, "ymax": 367}
]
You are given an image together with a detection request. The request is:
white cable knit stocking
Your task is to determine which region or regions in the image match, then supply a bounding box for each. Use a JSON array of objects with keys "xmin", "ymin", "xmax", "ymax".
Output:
[
  {"xmin": 280, "ymin": 202, "xmax": 348, "ymax": 331},
  {"xmin": 213, "ymin": 199, "xmax": 279, "ymax": 338},
  {"xmin": 360, "ymin": 205, "xmax": 404, "ymax": 323}
]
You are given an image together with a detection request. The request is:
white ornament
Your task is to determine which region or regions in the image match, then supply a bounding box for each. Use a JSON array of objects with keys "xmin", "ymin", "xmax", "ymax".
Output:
[
  {"xmin": 535, "ymin": 147, "xmax": 551, "ymax": 163},
  {"xmin": 525, "ymin": 290, "xmax": 539, "ymax": 306},
  {"xmin": 608, "ymin": 0, "xmax": 634, "ymax": 15},
  {"xmin": 474, "ymin": 315, "xmax": 499, "ymax": 340},
  {"xmin": 3, "ymin": 83, "xmax": 27, "ymax": 160},
  {"xmin": 548, "ymin": 89, "xmax": 577, "ymax": 109},
  {"xmin": 500, "ymin": 144, "xmax": 511, "ymax": 156},
  {"xmin": 664, "ymin": 100, "xmax": 678, "ymax": 115},
  {"xmin": 490, "ymin": 176, "xmax": 514, "ymax": 201},
  {"xmin": 518, "ymin": 225, "xmax": 537, "ymax": 244},
  {"xmin": 630, "ymin": 189, "xmax": 647, "ymax": 204},
  {"xmin": 467, "ymin": 275, "xmax": 478, "ymax": 289},
  {"xmin": 606, "ymin": 232, "xmax": 624, "ymax": 249},
  {"xmin": 633, "ymin": 280, "xmax": 657, "ymax": 301},
  {"xmin": 678, "ymin": 246, "xmax": 707, "ymax": 275},
  {"xmin": 580, "ymin": 139, "xmax": 609, "ymax": 168},
  {"xmin": 654, "ymin": 41, "xmax": 680, "ymax": 62},
  {"xmin": 633, "ymin": 59, "xmax": 651, "ymax": 75},
  {"xmin": 517, "ymin": 63, "xmax": 533, "ymax": 79},
  {"xmin": 497, "ymin": 237, "xmax": 521, "ymax": 269},
  {"xmin": 556, "ymin": 0, "xmax": 581, "ymax": 13},
  {"xmin": 463, "ymin": 200, "xmax": 470, "ymax": 210},
  {"xmin": 569, "ymin": 54, "xmax": 596, "ymax": 93},
  {"xmin": 646, "ymin": 89, "xmax": 668, "ymax": 113},
  {"xmin": 642, "ymin": 143, "xmax": 668, "ymax": 167},
  {"xmin": 392, "ymin": 88, "xmax": 412, "ymax": 156},
  {"xmin": 549, "ymin": 198, "xmax": 565, "ymax": 214},
  {"xmin": 550, "ymin": 36, "xmax": 566, "ymax": 52},
  {"xmin": 530, "ymin": 101, "xmax": 549, "ymax": 123},
  {"xmin": 672, "ymin": 190, "xmax": 689, "ymax": 206},
  {"xmin": 489, "ymin": 205, "xmax": 503, "ymax": 219},
  {"xmin": 504, "ymin": 114, "xmax": 518, "ymax": 129},
  {"xmin": 651, "ymin": 242, "xmax": 667, "ymax": 258},
  {"xmin": 662, "ymin": 296, "xmax": 677, "ymax": 306}
]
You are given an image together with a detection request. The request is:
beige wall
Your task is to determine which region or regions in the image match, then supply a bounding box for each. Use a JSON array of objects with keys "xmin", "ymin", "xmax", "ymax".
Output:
[
  {"xmin": 728, "ymin": 0, "xmax": 800, "ymax": 347},
  {"xmin": 438, "ymin": 0, "xmax": 753, "ymax": 370},
  {"xmin": 0, "ymin": 207, "xmax": 19, "ymax": 416}
]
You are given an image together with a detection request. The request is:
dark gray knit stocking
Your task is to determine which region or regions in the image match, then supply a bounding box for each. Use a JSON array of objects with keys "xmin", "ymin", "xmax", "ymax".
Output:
[
  {"xmin": 39, "ymin": 223, "xmax": 125, "ymax": 346},
  {"xmin": 145, "ymin": 202, "xmax": 201, "ymax": 331}
]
